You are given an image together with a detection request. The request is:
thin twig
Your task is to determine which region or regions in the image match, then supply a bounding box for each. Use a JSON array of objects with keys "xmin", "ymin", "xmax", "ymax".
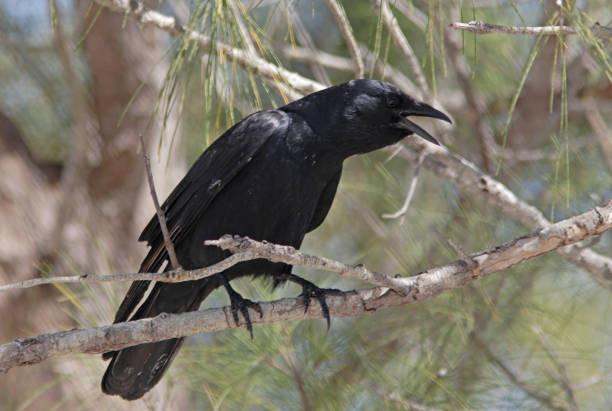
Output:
[
  {"xmin": 450, "ymin": 20, "xmax": 612, "ymax": 39},
  {"xmin": 0, "ymin": 251, "xmax": 258, "ymax": 292},
  {"xmin": 324, "ymin": 0, "xmax": 364, "ymax": 78},
  {"xmin": 205, "ymin": 236, "xmax": 410, "ymax": 294},
  {"xmin": 139, "ymin": 135, "xmax": 181, "ymax": 270},
  {"xmin": 447, "ymin": 238, "xmax": 476, "ymax": 271},
  {"xmin": 0, "ymin": 200, "xmax": 609, "ymax": 294},
  {"xmin": 382, "ymin": 148, "xmax": 427, "ymax": 220},
  {"xmin": 1, "ymin": 201, "xmax": 610, "ymax": 371},
  {"xmin": 0, "ymin": 236, "xmax": 405, "ymax": 293}
]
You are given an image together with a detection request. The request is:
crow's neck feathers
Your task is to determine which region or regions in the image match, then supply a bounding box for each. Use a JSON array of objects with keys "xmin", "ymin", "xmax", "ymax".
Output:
[{"xmin": 281, "ymin": 83, "xmax": 405, "ymax": 159}]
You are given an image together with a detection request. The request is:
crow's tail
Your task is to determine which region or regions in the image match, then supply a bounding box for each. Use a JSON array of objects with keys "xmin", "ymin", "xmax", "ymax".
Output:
[{"xmin": 101, "ymin": 277, "xmax": 219, "ymax": 400}]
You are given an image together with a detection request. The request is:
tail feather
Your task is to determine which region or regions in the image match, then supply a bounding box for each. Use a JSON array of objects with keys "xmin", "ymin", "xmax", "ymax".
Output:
[
  {"xmin": 102, "ymin": 277, "xmax": 219, "ymax": 400},
  {"xmin": 102, "ymin": 337, "xmax": 184, "ymax": 400}
]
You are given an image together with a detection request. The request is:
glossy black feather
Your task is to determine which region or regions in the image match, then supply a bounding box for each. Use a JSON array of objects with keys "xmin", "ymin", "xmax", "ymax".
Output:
[{"xmin": 102, "ymin": 79, "xmax": 450, "ymax": 400}]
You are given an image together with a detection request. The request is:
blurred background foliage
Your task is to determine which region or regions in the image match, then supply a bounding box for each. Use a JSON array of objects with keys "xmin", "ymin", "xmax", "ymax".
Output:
[{"xmin": 0, "ymin": 0, "xmax": 611, "ymax": 410}]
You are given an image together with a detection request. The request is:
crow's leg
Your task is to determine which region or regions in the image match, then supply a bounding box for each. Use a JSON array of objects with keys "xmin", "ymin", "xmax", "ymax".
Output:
[
  {"xmin": 275, "ymin": 272, "xmax": 343, "ymax": 328},
  {"xmin": 218, "ymin": 273, "xmax": 262, "ymax": 339}
]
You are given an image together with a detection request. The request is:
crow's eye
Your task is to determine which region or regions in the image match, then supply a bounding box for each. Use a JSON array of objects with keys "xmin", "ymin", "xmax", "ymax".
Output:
[{"xmin": 387, "ymin": 97, "xmax": 399, "ymax": 108}]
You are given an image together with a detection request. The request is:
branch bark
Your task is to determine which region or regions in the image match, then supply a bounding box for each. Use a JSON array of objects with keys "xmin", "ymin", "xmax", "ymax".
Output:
[
  {"xmin": 394, "ymin": 139, "xmax": 612, "ymax": 289},
  {"xmin": 1, "ymin": 200, "xmax": 610, "ymax": 371},
  {"xmin": 450, "ymin": 20, "xmax": 612, "ymax": 39},
  {"xmin": 0, "ymin": 236, "xmax": 409, "ymax": 294}
]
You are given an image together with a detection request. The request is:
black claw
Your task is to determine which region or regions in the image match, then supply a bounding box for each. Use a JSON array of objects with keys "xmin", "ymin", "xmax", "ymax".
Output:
[
  {"xmin": 220, "ymin": 274, "xmax": 262, "ymax": 339},
  {"xmin": 230, "ymin": 304, "xmax": 241, "ymax": 327},
  {"xmin": 302, "ymin": 291, "xmax": 311, "ymax": 313},
  {"xmin": 229, "ymin": 294, "xmax": 262, "ymax": 339},
  {"xmin": 299, "ymin": 283, "xmax": 342, "ymax": 330}
]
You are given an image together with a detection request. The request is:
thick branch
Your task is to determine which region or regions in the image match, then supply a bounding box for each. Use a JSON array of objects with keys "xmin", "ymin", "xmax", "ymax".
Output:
[
  {"xmin": 450, "ymin": 20, "xmax": 612, "ymax": 39},
  {"xmin": 1, "ymin": 201, "xmax": 610, "ymax": 371}
]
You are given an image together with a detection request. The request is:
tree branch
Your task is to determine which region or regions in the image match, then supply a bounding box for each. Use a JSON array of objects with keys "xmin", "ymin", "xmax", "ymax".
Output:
[
  {"xmin": 94, "ymin": 0, "xmax": 325, "ymax": 96},
  {"xmin": 382, "ymin": 147, "xmax": 427, "ymax": 220},
  {"xmin": 392, "ymin": 140, "xmax": 612, "ymax": 289},
  {"xmin": 205, "ymin": 235, "xmax": 409, "ymax": 293},
  {"xmin": 1, "ymin": 200, "xmax": 610, "ymax": 371},
  {"xmin": 450, "ymin": 20, "xmax": 612, "ymax": 39},
  {"xmin": 0, "ymin": 236, "xmax": 409, "ymax": 294}
]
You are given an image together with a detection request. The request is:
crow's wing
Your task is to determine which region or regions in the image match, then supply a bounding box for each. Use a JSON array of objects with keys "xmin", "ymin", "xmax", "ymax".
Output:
[
  {"xmin": 307, "ymin": 168, "xmax": 342, "ymax": 232},
  {"xmin": 111, "ymin": 110, "xmax": 289, "ymax": 324}
]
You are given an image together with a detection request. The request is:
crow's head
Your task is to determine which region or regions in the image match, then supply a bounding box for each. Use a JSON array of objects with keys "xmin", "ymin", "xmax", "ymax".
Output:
[{"xmin": 340, "ymin": 79, "xmax": 451, "ymax": 153}]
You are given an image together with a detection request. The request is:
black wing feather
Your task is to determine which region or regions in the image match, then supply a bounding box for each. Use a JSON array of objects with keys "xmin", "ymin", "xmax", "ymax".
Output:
[
  {"xmin": 110, "ymin": 110, "xmax": 289, "ymax": 325},
  {"xmin": 307, "ymin": 168, "xmax": 342, "ymax": 232}
]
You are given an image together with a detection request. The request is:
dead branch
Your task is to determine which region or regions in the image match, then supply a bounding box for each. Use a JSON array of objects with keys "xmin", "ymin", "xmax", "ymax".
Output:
[
  {"xmin": 1, "ymin": 200, "xmax": 610, "ymax": 371},
  {"xmin": 393, "ymin": 140, "xmax": 612, "ymax": 289},
  {"xmin": 0, "ymin": 236, "xmax": 408, "ymax": 294},
  {"xmin": 382, "ymin": 148, "xmax": 427, "ymax": 220},
  {"xmin": 450, "ymin": 20, "xmax": 612, "ymax": 39},
  {"xmin": 205, "ymin": 236, "xmax": 408, "ymax": 293}
]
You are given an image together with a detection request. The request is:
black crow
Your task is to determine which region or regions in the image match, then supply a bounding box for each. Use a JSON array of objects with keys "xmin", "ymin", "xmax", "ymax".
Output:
[{"xmin": 102, "ymin": 79, "xmax": 450, "ymax": 400}]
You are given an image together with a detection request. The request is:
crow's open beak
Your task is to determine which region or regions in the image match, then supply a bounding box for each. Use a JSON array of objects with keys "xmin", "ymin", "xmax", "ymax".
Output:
[{"xmin": 394, "ymin": 102, "xmax": 451, "ymax": 146}]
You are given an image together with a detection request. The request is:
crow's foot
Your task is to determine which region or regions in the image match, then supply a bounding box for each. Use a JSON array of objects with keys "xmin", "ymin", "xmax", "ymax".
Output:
[
  {"xmin": 219, "ymin": 274, "xmax": 262, "ymax": 338},
  {"xmin": 277, "ymin": 273, "xmax": 342, "ymax": 329}
]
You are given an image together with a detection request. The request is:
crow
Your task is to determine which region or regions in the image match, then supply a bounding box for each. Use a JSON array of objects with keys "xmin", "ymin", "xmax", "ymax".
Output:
[{"xmin": 102, "ymin": 79, "xmax": 451, "ymax": 400}]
